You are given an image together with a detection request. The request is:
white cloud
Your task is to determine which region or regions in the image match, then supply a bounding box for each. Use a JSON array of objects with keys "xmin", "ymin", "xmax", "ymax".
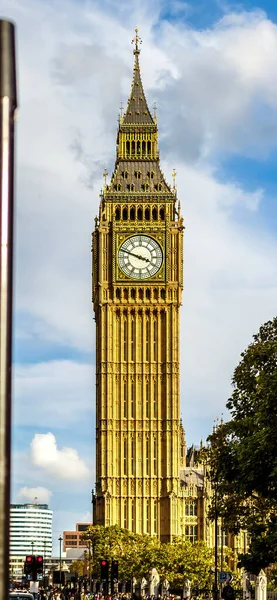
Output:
[
  {"xmin": 155, "ymin": 10, "xmax": 277, "ymax": 160},
  {"xmin": 18, "ymin": 486, "xmax": 53, "ymax": 504},
  {"xmin": 30, "ymin": 433, "xmax": 91, "ymax": 481}
]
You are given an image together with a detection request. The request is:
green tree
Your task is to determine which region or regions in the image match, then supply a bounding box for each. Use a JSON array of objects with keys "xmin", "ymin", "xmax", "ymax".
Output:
[
  {"xmin": 82, "ymin": 525, "xmax": 215, "ymax": 587},
  {"xmin": 69, "ymin": 559, "xmax": 85, "ymax": 577},
  {"xmin": 207, "ymin": 317, "xmax": 277, "ymax": 573}
]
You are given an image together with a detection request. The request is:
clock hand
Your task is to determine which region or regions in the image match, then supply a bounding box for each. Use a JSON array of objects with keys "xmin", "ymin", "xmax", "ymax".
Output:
[{"xmin": 120, "ymin": 249, "xmax": 150, "ymax": 263}]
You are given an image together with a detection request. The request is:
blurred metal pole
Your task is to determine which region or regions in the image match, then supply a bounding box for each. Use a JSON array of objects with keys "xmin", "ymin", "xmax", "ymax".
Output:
[
  {"xmin": 0, "ymin": 19, "xmax": 17, "ymax": 599},
  {"xmin": 214, "ymin": 484, "xmax": 218, "ymax": 600},
  {"xmin": 59, "ymin": 536, "xmax": 62, "ymax": 587}
]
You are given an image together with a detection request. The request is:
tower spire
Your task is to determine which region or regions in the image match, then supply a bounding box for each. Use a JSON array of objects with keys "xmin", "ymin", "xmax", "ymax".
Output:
[{"xmin": 122, "ymin": 27, "xmax": 153, "ymax": 125}]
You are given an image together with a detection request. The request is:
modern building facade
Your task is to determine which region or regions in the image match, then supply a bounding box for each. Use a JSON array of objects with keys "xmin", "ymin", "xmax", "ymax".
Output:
[
  {"xmin": 63, "ymin": 523, "xmax": 91, "ymax": 552},
  {"xmin": 91, "ymin": 29, "xmax": 207, "ymax": 542},
  {"xmin": 10, "ymin": 503, "xmax": 53, "ymax": 557}
]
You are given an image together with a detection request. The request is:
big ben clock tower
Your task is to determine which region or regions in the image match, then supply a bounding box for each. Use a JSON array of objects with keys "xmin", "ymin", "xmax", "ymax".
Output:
[{"xmin": 92, "ymin": 29, "xmax": 184, "ymax": 542}]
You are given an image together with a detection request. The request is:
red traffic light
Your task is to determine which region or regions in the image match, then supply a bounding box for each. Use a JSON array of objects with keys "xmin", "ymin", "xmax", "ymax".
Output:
[
  {"xmin": 26, "ymin": 556, "xmax": 32, "ymax": 562},
  {"xmin": 101, "ymin": 560, "xmax": 107, "ymax": 566},
  {"xmin": 37, "ymin": 556, "xmax": 43, "ymax": 562}
]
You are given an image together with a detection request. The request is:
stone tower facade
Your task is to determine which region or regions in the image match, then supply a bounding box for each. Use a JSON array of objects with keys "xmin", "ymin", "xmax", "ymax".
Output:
[
  {"xmin": 92, "ymin": 30, "xmax": 184, "ymax": 542},
  {"xmin": 92, "ymin": 31, "xmax": 246, "ymax": 557}
]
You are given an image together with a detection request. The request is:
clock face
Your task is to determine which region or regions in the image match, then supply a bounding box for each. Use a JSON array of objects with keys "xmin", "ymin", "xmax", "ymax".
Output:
[{"xmin": 118, "ymin": 235, "xmax": 163, "ymax": 279}]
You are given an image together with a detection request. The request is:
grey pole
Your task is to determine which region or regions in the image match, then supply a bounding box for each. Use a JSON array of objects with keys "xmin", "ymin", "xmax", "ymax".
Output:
[
  {"xmin": 0, "ymin": 19, "xmax": 17, "ymax": 600},
  {"xmin": 214, "ymin": 483, "xmax": 218, "ymax": 600},
  {"xmin": 59, "ymin": 536, "xmax": 62, "ymax": 587}
]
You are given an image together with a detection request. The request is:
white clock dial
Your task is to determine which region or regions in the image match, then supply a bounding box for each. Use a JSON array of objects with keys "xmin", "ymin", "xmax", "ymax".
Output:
[{"xmin": 118, "ymin": 235, "xmax": 163, "ymax": 279}]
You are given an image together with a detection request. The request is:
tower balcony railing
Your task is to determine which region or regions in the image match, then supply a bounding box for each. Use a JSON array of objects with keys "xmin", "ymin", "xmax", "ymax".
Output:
[
  {"xmin": 117, "ymin": 151, "xmax": 160, "ymax": 161},
  {"xmin": 102, "ymin": 189, "xmax": 175, "ymax": 200}
]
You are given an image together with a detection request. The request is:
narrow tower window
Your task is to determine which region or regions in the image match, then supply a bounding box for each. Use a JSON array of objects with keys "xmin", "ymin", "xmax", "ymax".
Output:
[
  {"xmin": 131, "ymin": 499, "xmax": 135, "ymax": 532},
  {"xmin": 153, "ymin": 378, "xmax": 157, "ymax": 417},
  {"xmin": 123, "ymin": 498, "xmax": 128, "ymax": 528},
  {"xmin": 146, "ymin": 499, "xmax": 150, "ymax": 533},
  {"xmin": 131, "ymin": 379, "xmax": 135, "ymax": 417},
  {"xmin": 131, "ymin": 438, "xmax": 135, "ymax": 474},
  {"xmin": 145, "ymin": 208, "xmax": 150, "ymax": 220},
  {"xmin": 153, "ymin": 318, "xmax": 157, "ymax": 361},
  {"xmin": 123, "ymin": 379, "xmax": 127, "ymax": 418},
  {"xmin": 137, "ymin": 207, "xmax": 142, "ymax": 220},
  {"xmin": 115, "ymin": 207, "xmax": 120, "ymax": 220},
  {"xmin": 145, "ymin": 380, "xmax": 149, "ymax": 418},
  {"xmin": 123, "ymin": 318, "xmax": 127, "ymax": 361},
  {"xmin": 123, "ymin": 439, "xmax": 127, "ymax": 475},
  {"xmin": 153, "ymin": 500, "xmax": 157, "ymax": 534},
  {"xmin": 123, "ymin": 207, "xmax": 128, "ymax": 221},
  {"xmin": 153, "ymin": 438, "xmax": 157, "ymax": 475},
  {"xmin": 146, "ymin": 440, "xmax": 149, "ymax": 475},
  {"xmin": 145, "ymin": 318, "xmax": 150, "ymax": 361},
  {"xmin": 131, "ymin": 319, "xmax": 135, "ymax": 361}
]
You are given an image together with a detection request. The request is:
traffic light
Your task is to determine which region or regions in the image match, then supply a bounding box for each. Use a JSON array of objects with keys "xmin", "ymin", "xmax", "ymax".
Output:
[
  {"xmin": 111, "ymin": 560, "xmax": 118, "ymax": 583},
  {"xmin": 35, "ymin": 555, "xmax": 43, "ymax": 580},
  {"xmin": 100, "ymin": 559, "xmax": 109, "ymax": 582},
  {"xmin": 24, "ymin": 556, "xmax": 35, "ymax": 580}
]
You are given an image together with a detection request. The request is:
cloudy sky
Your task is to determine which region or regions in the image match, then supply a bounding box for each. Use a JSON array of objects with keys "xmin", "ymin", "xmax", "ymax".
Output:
[{"xmin": 2, "ymin": 0, "xmax": 277, "ymax": 554}]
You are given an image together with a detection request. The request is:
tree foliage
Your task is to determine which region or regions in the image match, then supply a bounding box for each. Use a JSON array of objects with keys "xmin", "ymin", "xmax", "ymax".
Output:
[
  {"xmin": 82, "ymin": 525, "xmax": 216, "ymax": 589},
  {"xmin": 206, "ymin": 317, "xmax": 277, "ymax": 573},
  {"xmin": 69, "ymin": 560, "xmax": 85, "ymax": 577}
]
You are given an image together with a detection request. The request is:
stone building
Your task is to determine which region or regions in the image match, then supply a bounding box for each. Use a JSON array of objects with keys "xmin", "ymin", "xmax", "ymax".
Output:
[{"xmin": 91, "ymin": 29, "xmax": 230, "ymax": 549}]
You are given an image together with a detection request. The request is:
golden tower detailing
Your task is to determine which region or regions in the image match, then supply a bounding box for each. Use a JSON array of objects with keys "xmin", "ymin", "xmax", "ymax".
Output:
[{"xmin": 92, "ymin": 29, "xmax": 184, "ymax": 542}]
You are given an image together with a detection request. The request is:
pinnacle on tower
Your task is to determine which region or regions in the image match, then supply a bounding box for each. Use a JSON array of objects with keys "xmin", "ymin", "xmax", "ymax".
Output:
[{"xmin": 122, "ymin": 27, "xmax": 154, "ymax": 126}]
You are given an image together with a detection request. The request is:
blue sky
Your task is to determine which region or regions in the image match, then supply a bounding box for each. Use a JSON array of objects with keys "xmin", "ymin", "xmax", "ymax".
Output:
[{"xmin": 2, "ymin": 0, "xmax": 277, "ymax": 554}]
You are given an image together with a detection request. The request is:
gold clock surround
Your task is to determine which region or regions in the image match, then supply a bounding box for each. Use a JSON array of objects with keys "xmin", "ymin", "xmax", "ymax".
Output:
[{"xmin": 115, "ymin": 232, "xmax": 165, "ymax": 282}]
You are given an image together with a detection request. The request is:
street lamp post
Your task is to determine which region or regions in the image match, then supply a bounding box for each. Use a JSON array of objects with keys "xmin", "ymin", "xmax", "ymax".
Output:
[
  {"xmin": 31, "ymin": 541, "xmax": 34, "ymax": 555},
  {"xmin": 0, "ymin": 20, "xmax": 17, "ymax": 600},
  {"xmin": 58, "ymin": 536, "xmax": 62, "ymax": 588}
]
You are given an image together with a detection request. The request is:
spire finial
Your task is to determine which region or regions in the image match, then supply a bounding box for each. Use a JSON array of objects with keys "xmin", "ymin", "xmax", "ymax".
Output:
[
  {"xmin": 103, "ymin": 168, "xmax": 108, "ymax": 187},
  {"xmin": 132, "ymin": 26, "xmax": 142, "ymax": 55},
  {"xmin": 172, "ymin": 168, "xmax": 177, "ymax": 192}
]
